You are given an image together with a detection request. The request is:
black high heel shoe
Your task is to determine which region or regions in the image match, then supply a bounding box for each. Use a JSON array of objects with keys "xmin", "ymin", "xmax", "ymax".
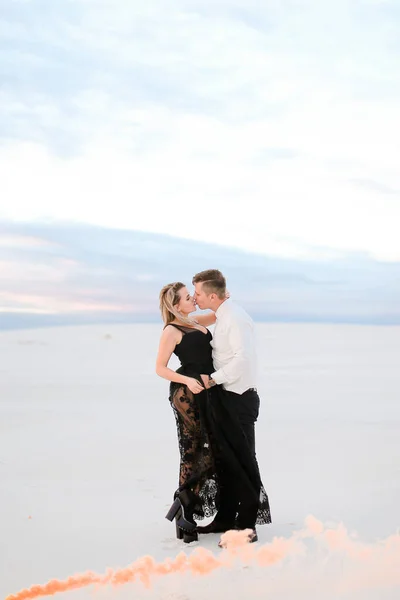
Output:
[{"xmin": 165, "ymin": 489, "xmax": 200, "ymax": 543}]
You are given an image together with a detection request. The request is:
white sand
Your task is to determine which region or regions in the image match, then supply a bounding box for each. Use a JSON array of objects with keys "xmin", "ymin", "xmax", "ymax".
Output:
[{"xmin": 0, "ymin": 323, "xmax": 399, "ymax": 599}]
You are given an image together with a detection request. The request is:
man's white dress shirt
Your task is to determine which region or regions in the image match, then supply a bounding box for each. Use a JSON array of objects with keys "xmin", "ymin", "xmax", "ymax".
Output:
[{"xmin": 210, "ymin": 299, "xmax": 257, "ymax": 395}]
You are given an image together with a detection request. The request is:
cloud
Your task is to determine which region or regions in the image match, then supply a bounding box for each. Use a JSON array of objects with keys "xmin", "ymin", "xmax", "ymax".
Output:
[
  {"xmin": 0, "ymin": 234, "xmax": 54, "ymax": 248},
  {"xmin": 0, "ymin": 220, "xmax": 399, "ymax": 329},
  {"xmin": 349, "ymin": 178, "xmax": 400, "ymax": 196},
  {"xmin": 0, "ymin": 0, "xmax": 399, "ymax": 262}
]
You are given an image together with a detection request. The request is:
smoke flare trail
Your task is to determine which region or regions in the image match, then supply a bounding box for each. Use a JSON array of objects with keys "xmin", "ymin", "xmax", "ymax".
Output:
[
  {"xmin": 5, "ymin": 518, "xmax": 400, "ymax": 600},
  {"xmin": 4, "ymin": 529, "xmax": 303, "ymax": 600}
]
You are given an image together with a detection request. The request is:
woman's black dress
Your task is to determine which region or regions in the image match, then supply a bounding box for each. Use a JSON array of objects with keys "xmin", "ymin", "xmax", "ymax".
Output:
[{"xmin": 167, "ymin": 324, "xmax": 271, "ymax": 526}]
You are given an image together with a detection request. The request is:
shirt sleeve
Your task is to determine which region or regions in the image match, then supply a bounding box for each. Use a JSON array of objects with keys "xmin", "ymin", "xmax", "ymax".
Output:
[{"xmin": 211, "ymin": 317, "xmax": 253, "ymax": 385}]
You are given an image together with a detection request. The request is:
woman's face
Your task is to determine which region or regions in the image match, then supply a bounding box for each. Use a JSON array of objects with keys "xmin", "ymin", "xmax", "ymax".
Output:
[{"xmin": 175, "ymin": 286, "xmax": 196, "ymax": 315}]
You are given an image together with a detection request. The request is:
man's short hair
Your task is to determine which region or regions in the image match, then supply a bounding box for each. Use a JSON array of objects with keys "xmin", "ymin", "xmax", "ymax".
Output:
[{"xmin": 192, "ymin": 269, "xmax": 226, "ymax": 299}]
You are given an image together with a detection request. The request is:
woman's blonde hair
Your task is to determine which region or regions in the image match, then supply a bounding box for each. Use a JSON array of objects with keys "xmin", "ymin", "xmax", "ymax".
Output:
[{"xmin": 159, "ymin": 282, "xmax": 196, "ymax": 327}]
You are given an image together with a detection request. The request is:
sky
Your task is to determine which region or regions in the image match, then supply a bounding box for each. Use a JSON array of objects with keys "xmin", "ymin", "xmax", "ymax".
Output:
[
  {"xmin": 1, "ymin": 0, "xmax": 400, "ymax": 325},
  {"xmin": 1, "ymin": 221, "xmax": 399, "ymax": 328}
]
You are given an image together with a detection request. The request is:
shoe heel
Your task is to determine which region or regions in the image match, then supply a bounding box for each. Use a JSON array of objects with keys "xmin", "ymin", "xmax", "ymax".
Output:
[
  {"xmin": 175, "ymin": 515, "xmax": 184, "ymax": 539},
  {"xmin": 183, "ymin": 531, "xmax": 198, "ymax": 544},
  {"xmin": 165, "ymin": 498, "xmax": 181, "ymax": 521}
]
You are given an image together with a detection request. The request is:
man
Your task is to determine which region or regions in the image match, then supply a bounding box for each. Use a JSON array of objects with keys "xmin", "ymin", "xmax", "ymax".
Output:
[{"xmin": 192, "ymin": 269, "xmax": 266, "ymax": 541}]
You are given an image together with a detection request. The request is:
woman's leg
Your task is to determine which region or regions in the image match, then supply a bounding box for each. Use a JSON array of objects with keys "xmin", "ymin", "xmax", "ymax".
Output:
[
  {"xmin": 171, "ymin": 385, "xmax": 203, "ymax": 490},
  {"xmin": 170, "ymin": 385, "xmax": 218, "ymax": 523}
]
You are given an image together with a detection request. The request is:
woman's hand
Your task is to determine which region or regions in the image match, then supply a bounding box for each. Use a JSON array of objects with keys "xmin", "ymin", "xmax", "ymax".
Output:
[{"xmin": 185, "ymin": 377, "xmax": 204, "ymax": 394}]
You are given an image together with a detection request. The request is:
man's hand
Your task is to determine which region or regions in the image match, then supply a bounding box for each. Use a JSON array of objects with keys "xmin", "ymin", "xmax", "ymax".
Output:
[{"xmin": 200, "ymin": 374, "xmax": 210, "ymax": 389}]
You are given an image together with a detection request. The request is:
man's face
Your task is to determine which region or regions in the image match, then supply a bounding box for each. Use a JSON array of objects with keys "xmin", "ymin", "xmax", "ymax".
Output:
[{"xmin": 194, "ymin": 282, "xmax": 212, "ymax": 310}]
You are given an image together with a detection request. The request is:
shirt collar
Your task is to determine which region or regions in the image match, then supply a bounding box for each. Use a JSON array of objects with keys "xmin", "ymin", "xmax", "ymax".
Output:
[{"xmin": 215, "ymin": 298, "xmax": 231, "ymax": 318}]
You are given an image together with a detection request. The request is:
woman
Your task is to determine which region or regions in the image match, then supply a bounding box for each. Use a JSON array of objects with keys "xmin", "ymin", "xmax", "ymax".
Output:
[
  {"xmin": 156, "ymin": 282, "xmax": 271, "ymax": 544},
  {"xmin": 156, "ymin": 282, "xmax": 218, "ymax": 543}
]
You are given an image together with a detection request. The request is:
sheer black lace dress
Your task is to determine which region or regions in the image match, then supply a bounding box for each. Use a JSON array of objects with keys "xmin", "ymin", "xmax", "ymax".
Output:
[{"xmin": 167, "ymin": 324, "xmax": 271, "ymax": 525}]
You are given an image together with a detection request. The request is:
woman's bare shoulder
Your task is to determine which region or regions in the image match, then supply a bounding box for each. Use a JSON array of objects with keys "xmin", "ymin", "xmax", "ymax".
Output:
[{"xmin": 160, "ymin": 323, "xmax": 181, "ymax": 340}]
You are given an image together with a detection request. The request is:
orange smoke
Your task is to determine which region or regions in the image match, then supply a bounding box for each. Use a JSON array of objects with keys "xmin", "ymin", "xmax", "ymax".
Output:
[
  {"xmin": 5, "ymin": 519, "xmax": 400, "ymax": 600},
  {"xmin": 5, "ymin": 530, "xmax": 298, "ymax": 600}
]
